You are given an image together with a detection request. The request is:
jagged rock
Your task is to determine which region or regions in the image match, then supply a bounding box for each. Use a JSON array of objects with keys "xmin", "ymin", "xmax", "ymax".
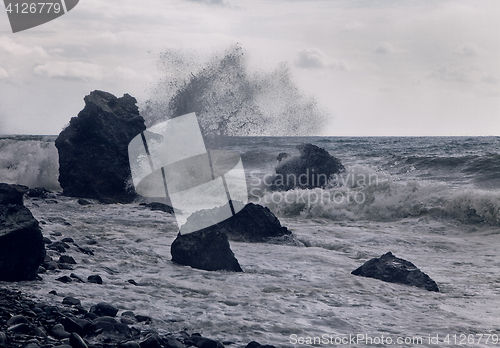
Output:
[
  {"xmin": 55, "ymin": 90, "xmax": 147, "ymax": 204},
  {"xmin": 192, "ymin": 203, "xmax": 291, "ymax": 243},
  {"xmin": 0, "ymin": 183, "xmax": 45, "ymax": 281},
  {"xmin": 171, "ymin": 230, "xmax": 243, "ymax": 272},
  {"xmin": 271, "ymin": 143, "xmax": 344, "ymax": 190},
  {"xmin": 351, "ymin": 252, "xmax": 440, "ymax": 292}
]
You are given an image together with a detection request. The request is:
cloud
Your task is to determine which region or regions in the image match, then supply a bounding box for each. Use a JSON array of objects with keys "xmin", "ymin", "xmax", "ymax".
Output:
[
  {"xmin": 33, "ymin": 61, "xmax": 103, "ymax": 80},
  {"xmin": 0, "ymin": 36, "xmax": 48, "ymax": 57},
  {"xmin": 373, "ymin": 42, "xmax": 405, "ymax": 54},
  {"xmin": 113, "ymin": 66, "xmax": 138, "ymax": 80},
  {"xmin": 431, "ymin": 64, "xmax": 479, "ymax": 83},
  {"xmin": 0, "ymin": 67, "xmax": 8, "ymax": 79},
  {"xmin": 96, "ymin": 32, "xmax": 119, "ymax": 44},
  {"xmin": 342, "ymin": 21, "xmax": 363, "ymax": 32},
  {"xmin": 453, "ymin": 43, "xmax": 479, "ymax": 57},
  {"xmin": 481, "ymin": 74, "xmax": 499, "ymax": 84},
  {"xmin": 295, "ymin": 48, "xmax": 349, "ymax": 70},
  {"xmin": 186, "ymin": 0, "xmax": 228, "ymax": 5}
]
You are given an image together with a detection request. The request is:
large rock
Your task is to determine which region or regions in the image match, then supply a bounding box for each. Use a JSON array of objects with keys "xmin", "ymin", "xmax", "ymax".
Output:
[
  {"xmin": 0, "ymin": 183, "xmax": 45, "ymax": 281},
  {"xmin": 351, "ymin": 252, "xmax": 439, "ymax": 292},
  {"xmin": 188, "ymin": 203, "xmax": 291, "ymax": 243},
  {"xmin": 171, "ymin": 230, "xmax": 243, "ymax": 272},
  {"xmin": 272, "ymin": 143, "xmax": 344, "ymax": 190},
  {"xmin": 55, "ymin": 90, "xmax": 146, "ymax": 203}
]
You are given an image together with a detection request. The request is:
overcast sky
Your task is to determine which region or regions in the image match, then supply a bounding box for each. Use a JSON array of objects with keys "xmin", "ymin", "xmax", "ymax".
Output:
[{"xmin": 0, "ymin": 0, "xmax": 499, "ymax": 136}]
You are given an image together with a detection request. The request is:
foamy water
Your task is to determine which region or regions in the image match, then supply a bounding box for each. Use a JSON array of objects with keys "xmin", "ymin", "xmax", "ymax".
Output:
[{"xmin": 4, "ymin": 195, "xmax": 500, "ymax": 348}]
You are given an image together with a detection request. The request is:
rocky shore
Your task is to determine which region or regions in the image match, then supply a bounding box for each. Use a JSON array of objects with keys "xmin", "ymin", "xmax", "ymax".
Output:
[{"xmin": 0, "ymin": 287, "xmax": 275, "ymax": 348}]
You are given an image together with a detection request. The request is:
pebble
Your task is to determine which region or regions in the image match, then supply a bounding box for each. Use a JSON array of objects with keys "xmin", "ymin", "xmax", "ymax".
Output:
[
  {"xmin": 7, "ymin": 323, "xmax": 32, "ymax": 334},
  {"xmin": 90, "ymin": 302, "xmax": 118, "ymax": 317},
  {"xmin": 7, "ymin": 314, "xmax": 30, "ymax": 326},
  {"xmin": 70, "ymin": 273, "xmax": 85, "ymax": 283},
  {"xmin": 44, "ymin": 261, "xmax": 59, "ymax": 270},
  {"xmin": 38, "ymin": 266, "xmax": 47, "ymax": 274},
  {"xmin": 77, "ymin": 198, "xmax": 92, "ymax": 205},
  {"xmin": 120, "ymin": 317, "xmax": 135, "ymax": 325},
  {"xmin": 127, "ymin": 279, "xmax": 138, "ymax": 286},
  {"xmin": 56, "ymin": 276, "xmax": 73, "ymax": 283},
  {"xmin": 165, "ymin": 337, "xmax": 185, "ymax": 348},
  {"xmin": 51, "ymin": 324, "xmax": 71, "ymax": 339},
  {"xmin": 60, "ymin": 317, "xmax": 84, "ymax": 336},
  {"xmin": 62, "ymin": 237, "xmax": 74, "ymax": 243},
  {"xmin": 118, "ymin": 342, "xmax": 141, "ymax": 348},
  {"xmin": 135, "ymin": 315, "xmax": 151, "ymax": 324},
  {"xmin": 0, "ymin": 332, "xmax": 7, "ymax": 345},
  {"xmin": 87, "ymin": 275, "xmax": 102, "ymax": 284},
  {"xmin": 62, "ymin": 297, "xmax": 81, "ymax": 306},
  {"xmin": 59, "ymin": 255, "xmax": 77, "ymax": 264},
  {"xmin": 43, "ymin": 237, "xmax": 53, "ymax": 244},
  {"xmin": 139, "ymin": 334, "xmax": 162, "ymax": 348},
  {"xmin": 69, "ymin": 332, "xmax": 88, "ymax": 348},
  {"xmin": 58, "ymin": 263, "xmax": 75, "ymax": 270}
]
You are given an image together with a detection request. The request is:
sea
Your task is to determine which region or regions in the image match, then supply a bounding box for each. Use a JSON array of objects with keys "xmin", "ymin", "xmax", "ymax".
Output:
[{"xmin": 1, "ymin": 134, "xmax": 500, "ymax": 348}]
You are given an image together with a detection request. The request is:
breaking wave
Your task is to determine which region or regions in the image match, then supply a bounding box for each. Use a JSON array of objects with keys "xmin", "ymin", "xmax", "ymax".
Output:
[
  {"xmin": 141, "ymin": 44, "xmax": 330, "ymax": 136},
  {"xmin": 0, "ymin": 136, "xmax": 60, "ymax": 190},
  {"xmin": 257, "ymin": 165, "xmax": 500, "ymax": 226}
]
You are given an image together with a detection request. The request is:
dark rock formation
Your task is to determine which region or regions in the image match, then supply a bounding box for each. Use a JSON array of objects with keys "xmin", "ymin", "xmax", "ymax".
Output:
[
  {"xmin": 191, "ymin": 203, "xmax": 291, "ymax": 243},
  {"xmin": 351, "ymin": 252, "xmax": 440, "ymax": 292},
  {"xmin": 171, "ymin": 230, "xmax": 243, "ymax": 272},
  {"xmin": 55, "ymin": 90, "xmax": 147, "ymax": 204},
  {"xmin": 272, "ymin": 143, "xmax": 344, "ymax": 190},
  {"xmin": 0, "ymin": 183, "xmax": 45, "ymax": 281}
]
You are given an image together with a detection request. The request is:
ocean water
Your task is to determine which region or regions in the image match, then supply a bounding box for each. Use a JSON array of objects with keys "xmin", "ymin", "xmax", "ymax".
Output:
[{"xmin": 1, "ymin": 135, "xmax": 500, "ymax": 348}]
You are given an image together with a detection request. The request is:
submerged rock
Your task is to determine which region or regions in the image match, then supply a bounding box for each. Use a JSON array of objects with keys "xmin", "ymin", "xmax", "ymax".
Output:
[
  {"xmin": 171, "ymin": 230, "xmax": 243, "ymax": 272},
  {"xmin": 0, "ymin": 183, "xmax": 45, "ymax": 281},
  {"xmin": 351, "ymin": 252, "xmax": 440, "ymax": 292},
  {"xmin": 272, "ymin": 143, "xmax": 344, "ymax": 190},
  {"xmin": 55, "ymin": 90, "xmax": 146, "ymax": 204}
]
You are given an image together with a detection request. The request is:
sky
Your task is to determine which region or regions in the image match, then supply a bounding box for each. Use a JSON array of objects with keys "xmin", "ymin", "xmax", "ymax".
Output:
[{"xmin": 0, "ymin": 0, "xmax": 499, "ymax": 136}]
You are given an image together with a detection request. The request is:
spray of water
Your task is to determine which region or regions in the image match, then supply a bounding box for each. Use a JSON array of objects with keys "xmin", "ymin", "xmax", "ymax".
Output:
[{"xmin": 141, "ymin": 44, "xmax": 329, "ymax": 136}]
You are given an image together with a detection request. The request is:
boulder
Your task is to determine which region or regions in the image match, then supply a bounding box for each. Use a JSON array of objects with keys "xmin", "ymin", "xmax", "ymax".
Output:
[
  {"xmin": 189, "ymin": 203, "xmax": 291, "ymax": 243},
  {"xmin": 351, "ymin": 252, "xmax": 439, "ymax": 292},
  {"xmin": 55, "ymin": 90, "xmax": 147, "ymax": 204},
  {"xmin": 171, "ymin": 230, "xmax": 243, "ymax": 272},
  {"xmin": 0, "ymin": 183, "xmax": 45, "ymax": 281},
  {"xmin": 271, "ymin": 143, "xmax": 344, "ymax": 190}
]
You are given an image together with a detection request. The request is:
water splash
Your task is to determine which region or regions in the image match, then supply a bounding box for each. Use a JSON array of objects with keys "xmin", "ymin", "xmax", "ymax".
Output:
[{"xmin": 141, "ymin": 44, "xmax": 329, "ymax": 136}]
